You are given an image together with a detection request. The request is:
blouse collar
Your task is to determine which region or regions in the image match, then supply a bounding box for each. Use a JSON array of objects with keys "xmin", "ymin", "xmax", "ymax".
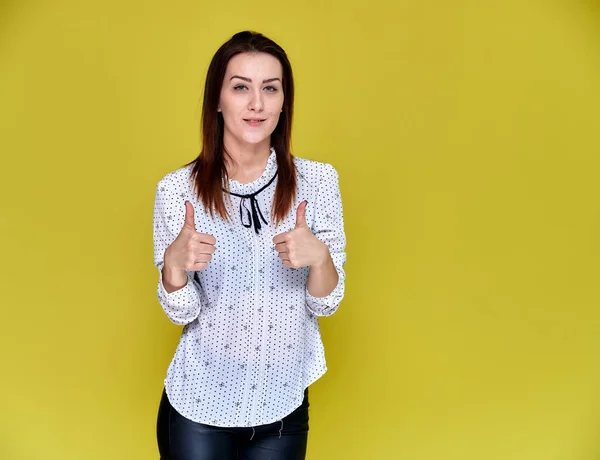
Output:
[{"xmin": 226, "ymin": 147, "xmax": 278, "ymax": 196}]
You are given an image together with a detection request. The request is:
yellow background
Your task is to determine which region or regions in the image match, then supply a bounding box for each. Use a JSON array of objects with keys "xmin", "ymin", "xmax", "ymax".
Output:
[{"xmin": 1, "ymin": 0, "xmax": 599, "ymax": 458}]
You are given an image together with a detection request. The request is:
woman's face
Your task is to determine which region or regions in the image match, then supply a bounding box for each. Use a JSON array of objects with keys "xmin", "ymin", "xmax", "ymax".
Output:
[{"xmin": 219, "ymin": 52, "xmax": 284, "ymax": 148}]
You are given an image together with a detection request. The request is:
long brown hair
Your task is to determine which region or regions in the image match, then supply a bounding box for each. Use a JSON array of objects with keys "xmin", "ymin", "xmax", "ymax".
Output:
[{"xmin": 186, "ymin": 31, "xmax": 296, "ymax": 226}]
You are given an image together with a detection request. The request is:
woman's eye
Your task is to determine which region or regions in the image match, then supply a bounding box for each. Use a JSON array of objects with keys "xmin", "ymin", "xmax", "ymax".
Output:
[{"xmin": 233, "ymin": 84, "xmax": 278, "ymax": 92}]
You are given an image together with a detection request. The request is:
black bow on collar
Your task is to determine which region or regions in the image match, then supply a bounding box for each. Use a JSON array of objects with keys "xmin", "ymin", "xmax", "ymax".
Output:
[{"xmin": 225, "ymin": 171, "xmax": 278, "ymax": 234}]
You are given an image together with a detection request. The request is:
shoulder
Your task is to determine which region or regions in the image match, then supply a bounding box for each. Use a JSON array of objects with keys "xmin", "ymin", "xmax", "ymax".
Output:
[
  {"xmin": 156, "ymin": 164, "xmax": 195, "ymax": 194},
  {"xmin": 293, "ymin": 155, "xmax": 339, "ymax": 188}
]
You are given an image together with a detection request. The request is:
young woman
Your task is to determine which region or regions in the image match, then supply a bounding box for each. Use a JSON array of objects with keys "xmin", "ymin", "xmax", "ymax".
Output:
[{"xmin": 153, "ymin": 30, "xmax": 347, "ymax": 460}]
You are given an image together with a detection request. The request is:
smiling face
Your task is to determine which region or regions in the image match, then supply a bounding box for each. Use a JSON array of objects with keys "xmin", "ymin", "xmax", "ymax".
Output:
[{"xmin": 218, "ymin": 52, "xmax": 284, "ymax": 150}]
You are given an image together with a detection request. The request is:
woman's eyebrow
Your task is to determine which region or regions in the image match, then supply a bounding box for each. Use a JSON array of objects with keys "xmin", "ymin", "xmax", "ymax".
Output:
[{"xmin": 230, "ymin": 75, "xmax": 281, "ymax": 83}]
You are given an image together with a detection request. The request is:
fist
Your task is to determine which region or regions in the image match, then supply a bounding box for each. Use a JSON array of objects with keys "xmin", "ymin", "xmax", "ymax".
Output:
[
  {"xmin": 164, "ymin": 201, "xmax": 216, "ymax": 272},
  {"xmin": 273, "ymin": 200, "xmax": 328, "ymax": 269}
]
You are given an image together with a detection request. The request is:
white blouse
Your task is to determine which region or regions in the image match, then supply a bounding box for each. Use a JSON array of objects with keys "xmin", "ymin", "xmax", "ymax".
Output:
[{"xmin": 152, "ymin": 148, "xmax": 346, "ymax": 427}]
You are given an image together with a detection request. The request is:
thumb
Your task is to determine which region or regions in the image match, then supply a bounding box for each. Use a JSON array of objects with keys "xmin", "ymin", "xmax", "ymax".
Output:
[
  {"xmin": 183, "ymin": 201, "xmax": 196, "ymax": 230},
  {"xmin": 295, "ymin": 200, "xmax": 308, "ymax": 229}
]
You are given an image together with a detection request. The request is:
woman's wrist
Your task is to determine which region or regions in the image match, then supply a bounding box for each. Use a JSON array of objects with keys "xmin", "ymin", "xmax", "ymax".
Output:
[
  {"xmin": 310, "ymin": 242, "xmax": 332, "ymax": 269},
  {"xmin": 162, "ymin": 251, "xmax": 188, "ymax": 293}
]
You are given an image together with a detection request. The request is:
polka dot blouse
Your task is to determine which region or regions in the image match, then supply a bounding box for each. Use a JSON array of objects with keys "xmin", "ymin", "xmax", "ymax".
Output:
[{"xmin": 152, "ymin": 148, "xmax": 347, "ymax": 427}]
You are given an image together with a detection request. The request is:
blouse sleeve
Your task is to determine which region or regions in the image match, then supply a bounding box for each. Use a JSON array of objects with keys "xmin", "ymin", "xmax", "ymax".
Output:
[
  {"xmin": 305, "ymin": 163, "xmax": 347, "ymax": 316},
  {"xmin": 153, "ymin": 175, "xmax": 205, "ymax": 325}
]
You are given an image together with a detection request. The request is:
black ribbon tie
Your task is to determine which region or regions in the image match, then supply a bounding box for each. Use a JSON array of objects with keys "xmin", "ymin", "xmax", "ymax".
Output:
[{"xmin": 225, "ymin": 171, "xmax": 278, "ymax": 234}]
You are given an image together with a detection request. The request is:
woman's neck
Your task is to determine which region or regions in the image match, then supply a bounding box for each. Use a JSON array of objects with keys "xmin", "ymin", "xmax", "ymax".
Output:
[{"xmin": 224, "ymin": 138, "xmax": 272, "ymax": 184}]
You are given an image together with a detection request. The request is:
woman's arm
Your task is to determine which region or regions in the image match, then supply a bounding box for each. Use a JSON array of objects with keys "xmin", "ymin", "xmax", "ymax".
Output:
[
  {"xmin": 153, "ymin": 175, "xmax": 206, "ymax": 325},
  {"xmin": 307, "ymin": 250, "xmax": 339, "ymax": 298},
  {"xmin": 304, "ymin": 163, "xmax": 347, "ymax": 316}
]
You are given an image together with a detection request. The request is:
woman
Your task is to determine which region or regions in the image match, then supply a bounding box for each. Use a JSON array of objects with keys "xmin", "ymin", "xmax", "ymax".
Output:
[{"xmin": 153, "ymin": 30, "xmax": 347, "ymax": 460}]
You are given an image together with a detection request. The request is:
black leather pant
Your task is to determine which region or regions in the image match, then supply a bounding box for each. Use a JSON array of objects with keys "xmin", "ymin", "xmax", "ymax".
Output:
[{"xmin": 156, "ymin": 388, "xmax": 309, "ymax": 460}]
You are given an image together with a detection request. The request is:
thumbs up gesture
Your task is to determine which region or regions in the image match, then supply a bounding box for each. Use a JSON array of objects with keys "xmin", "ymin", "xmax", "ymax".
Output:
[
  {"xmin": 164, "ymin": 201, "xmax": 217, "ymax": 272},
  {"xmin": 273, "ymin": 200, "xmax": 329, "ymax": 269}
]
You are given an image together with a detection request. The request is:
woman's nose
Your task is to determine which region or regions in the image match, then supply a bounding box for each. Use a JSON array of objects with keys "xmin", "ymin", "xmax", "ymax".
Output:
[{"xmin": 248, "ymin": 91, "xmax": 264, "ymax": 111}]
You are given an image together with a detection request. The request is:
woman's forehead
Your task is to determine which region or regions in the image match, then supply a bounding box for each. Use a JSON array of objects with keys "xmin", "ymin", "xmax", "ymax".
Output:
[{"xmin": 225, "ymin": 52, "xmax": 283, "ymax": 78}]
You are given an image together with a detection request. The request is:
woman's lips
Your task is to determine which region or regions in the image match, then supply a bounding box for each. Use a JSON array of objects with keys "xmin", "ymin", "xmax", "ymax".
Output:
[{"xmin": 244, "ymin": 119, "xmax": 266, "ymax": 127}]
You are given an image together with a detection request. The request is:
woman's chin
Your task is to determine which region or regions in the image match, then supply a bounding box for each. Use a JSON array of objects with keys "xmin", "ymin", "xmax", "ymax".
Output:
[{"xmin": 241, "ymin": 133, "xmax": 272, "ymax": 145}]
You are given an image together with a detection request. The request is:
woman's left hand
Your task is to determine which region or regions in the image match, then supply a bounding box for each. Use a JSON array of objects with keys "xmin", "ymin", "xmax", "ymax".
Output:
[{"xmin": 273, "ymin": 201, "xmax": 330, "ymax": 269}]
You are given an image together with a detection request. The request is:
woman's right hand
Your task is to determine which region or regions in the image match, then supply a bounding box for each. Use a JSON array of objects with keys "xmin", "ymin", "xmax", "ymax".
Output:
[{"xmin": 162, "ymin": 201, "xmax": 216, "ymax": 292}]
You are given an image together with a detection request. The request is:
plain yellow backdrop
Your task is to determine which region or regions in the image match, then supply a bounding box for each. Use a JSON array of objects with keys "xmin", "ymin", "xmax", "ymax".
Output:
[{"xmin": 1, "ymin": 0, "xmax": 599, "ymax": 458}]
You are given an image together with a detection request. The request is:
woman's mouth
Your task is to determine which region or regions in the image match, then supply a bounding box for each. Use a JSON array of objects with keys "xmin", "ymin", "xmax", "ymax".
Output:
[{"xmin": 244, "ymin": 118, "xmax": 266, "ymax": 127}]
